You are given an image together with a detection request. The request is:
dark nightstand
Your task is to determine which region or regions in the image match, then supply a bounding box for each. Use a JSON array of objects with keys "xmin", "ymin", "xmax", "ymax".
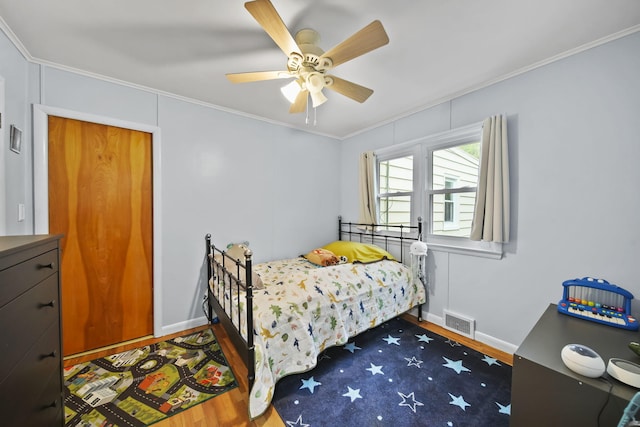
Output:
[{"xmin": 511, "ymin": 303, "xmax": 640, "ymax": 426}]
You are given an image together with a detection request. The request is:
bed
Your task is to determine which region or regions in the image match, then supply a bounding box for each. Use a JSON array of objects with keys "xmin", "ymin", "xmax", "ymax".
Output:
[{"xmin": 204, "ymin": 217, "xmax": 427, "ymax": 418}]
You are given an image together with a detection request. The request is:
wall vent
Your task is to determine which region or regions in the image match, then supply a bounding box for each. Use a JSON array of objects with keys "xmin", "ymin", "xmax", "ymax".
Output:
[{"xmin": 443, "ymin": 310, "xmax": 475, "ymax": 339}]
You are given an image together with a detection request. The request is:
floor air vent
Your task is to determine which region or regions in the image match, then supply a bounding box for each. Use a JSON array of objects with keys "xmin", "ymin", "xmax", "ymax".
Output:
[{"xmin": 443, "ymin": 310, "xmax": 475, "ymax": 339}]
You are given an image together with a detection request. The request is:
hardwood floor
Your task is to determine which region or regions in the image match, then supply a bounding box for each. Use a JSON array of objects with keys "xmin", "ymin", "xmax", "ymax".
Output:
[{"xmin": 64, "ymin": 314, "xmax": 513, "ymax": 427}]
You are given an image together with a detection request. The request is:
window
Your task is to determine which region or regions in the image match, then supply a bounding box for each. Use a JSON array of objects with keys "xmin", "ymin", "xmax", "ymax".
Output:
[
  {"xmin": 429, "ymin": 143, "xmax": 479, "ymax": 237},
  {"xmin": 378, "ymin": 155, "xmax": 413, "ymax": 228},
  {"xmin": 374, "ymin": 122, "xmax": 501, "ymax": 258}
]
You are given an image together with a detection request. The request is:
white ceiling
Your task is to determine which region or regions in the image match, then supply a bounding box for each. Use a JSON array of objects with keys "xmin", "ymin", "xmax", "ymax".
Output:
[{"xmin": 1, "ymin": 0, "xmax": 639, "ymax": 139}]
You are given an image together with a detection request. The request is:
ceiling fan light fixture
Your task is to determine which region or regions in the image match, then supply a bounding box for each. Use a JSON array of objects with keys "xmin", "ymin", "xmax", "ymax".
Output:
[
  {"xmin": 310, "ymin": 89, "xmax": 327, "ymax": 108},
  {"xmin": 281, "ymin": 79, "xmax": 301, "ymax": 103}
]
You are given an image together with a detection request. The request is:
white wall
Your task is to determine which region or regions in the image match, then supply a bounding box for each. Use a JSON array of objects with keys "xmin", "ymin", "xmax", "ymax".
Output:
[
  {"xmin": 3, "ymin": 24, "xmax": 639, "ymax": 351},
  {"xmin": 0, "ymin": 27, "xmax": 341, "ymax": 334},
  {"xmin": 0, "ymin": 30, "xmax": 30, "ymax": 235},
  {"xmin": 156, "ymin": 95, "xmax": 340, "ymax": 328},
  {"xmin": 340, "ymin": 31, "xmax": 640, "ymax": 351}
]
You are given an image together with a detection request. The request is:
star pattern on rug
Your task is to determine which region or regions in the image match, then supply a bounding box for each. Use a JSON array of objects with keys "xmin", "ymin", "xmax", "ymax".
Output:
[
  {"xmin": 496, "ymin": 402, "xmax": 511, "ymax": 415},
  {"xmin": 366, "ymin": 363, "xmax": 384, "ymax": 375},
  {"xmin": 344, "ymin": 342, "xmax": 362, "ymax": 353},
  {"xmin": 343, "ymin": 386, "xmax": 362, "ymax": 402},
  {"xmin": 445, "ymin": 338, "xmax": 462, "ymax": 347},
  {"xmin": 383, "ymin": 335, "xmax": 401, "ymax": 345},
  {"xmin": 286, "ymin": 415, "xmax": 310, "ymax": 427},
  {"xmin": 318, "ymin": 352, "xmax": 331, "ymax": 361},
  {"xmin": 299, "ymin": 376, "xmax": 321, "ymax": 393},
  {"xmin": 415, "ymin": 333, "xmax": 433, "ymax": 343},
  {"xmin": 442, "ymin": 357, "xmax": 471, "ymax": 374},
  {"xmin": 448, "ymin": 393, "xmax": 471, "ymax": 411},
  {"xmin": 272, "ymin": 317, "xmax": 511, "ymax": 426},
  {"xmin": 398, "ymin": 391, "xmax": 424, "ymax": 413},
  {"xmin": 482, "ymin": 355, "xmax": 501, "ymax": 366},
  {"xmin": 404, "ymin": 356, "xmax": 423, "ymax": 368}
]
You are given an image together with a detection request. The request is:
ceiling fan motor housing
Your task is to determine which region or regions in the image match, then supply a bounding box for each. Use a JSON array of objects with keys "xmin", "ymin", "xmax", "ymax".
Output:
[
  {"xmin": 287, "ymin": 28, "xmax": 332, "ymax": 73},
  {"xmin": 286, "ymin": 28, "xmax": 334, "ymax": 97}
]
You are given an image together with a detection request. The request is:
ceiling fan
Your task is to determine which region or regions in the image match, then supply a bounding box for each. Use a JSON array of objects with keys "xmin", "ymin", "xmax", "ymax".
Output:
[{"xmin": 226, "ymin": 0, "xmax": 390, "ymax": 113}]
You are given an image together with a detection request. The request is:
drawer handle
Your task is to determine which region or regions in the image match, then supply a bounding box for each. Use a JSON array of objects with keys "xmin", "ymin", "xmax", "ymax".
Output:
[
  {"xmin": 41, "ymin": 351, "xmax": 57, "ymax": 359},
  {"xmin": 46, "ymin": 400, "xmax": 58, "ymax": 409},
  {"xmin": 39, "ymin": 262, "xmax": 56, "ymax": 270},
  {"xmin": 39, "ymin": 300, "xmax": 56, "ymax": 308}
]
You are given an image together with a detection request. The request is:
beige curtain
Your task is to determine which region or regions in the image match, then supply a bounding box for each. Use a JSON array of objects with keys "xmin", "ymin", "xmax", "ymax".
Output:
[
  {"xmin": 358, "ymin": 151, "xmax": 378, "ymax": 225},
  {"xmin": 470, "ymin": 115, "xmax": 510, "ymax": 243}
]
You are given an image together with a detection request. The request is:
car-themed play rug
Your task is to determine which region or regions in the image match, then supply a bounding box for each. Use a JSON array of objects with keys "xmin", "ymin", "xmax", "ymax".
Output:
[{"xmin": 63, "ymin": 328, "xmax": 237, "ymax": 426}]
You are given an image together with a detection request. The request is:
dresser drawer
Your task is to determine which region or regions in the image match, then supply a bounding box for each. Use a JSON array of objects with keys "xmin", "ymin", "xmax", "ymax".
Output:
[
  {"xmin": 0, "ymin": 249, "xmax": 59, "ymax": 307},
  {"xmin": 3, "ymin": 367, "xmax": 62, "ymax": 427},
  {"xmin": 0, "ymin": 322, "xmax": 62, "ymax": 423},
  {"xmin": 0, "ymin": 274, "xmax": 60, "ymax": 384}
]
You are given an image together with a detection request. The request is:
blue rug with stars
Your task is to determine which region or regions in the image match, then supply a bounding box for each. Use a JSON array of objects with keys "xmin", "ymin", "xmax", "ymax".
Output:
[{"xmin": 271, "ymin": 316, "xmax": 511, "ymax": 427}]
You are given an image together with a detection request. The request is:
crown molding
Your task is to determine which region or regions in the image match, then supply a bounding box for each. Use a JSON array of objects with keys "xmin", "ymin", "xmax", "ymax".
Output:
[
  {"xmin": 2, "ymin": 16, "xmax": 639, "ymax": 141},
  {"xmin": 344, "ymin": 24, "xmax": 640, "ymax": 140},
  {"xmin": 0, "ymin": 15, "xmax": 32, "ymax": 60}
]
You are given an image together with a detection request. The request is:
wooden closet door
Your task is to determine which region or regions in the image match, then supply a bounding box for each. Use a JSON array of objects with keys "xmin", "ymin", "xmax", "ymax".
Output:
[{"xmin": 48, "ymin": 116, "xmax": 153, "ymax": 356}]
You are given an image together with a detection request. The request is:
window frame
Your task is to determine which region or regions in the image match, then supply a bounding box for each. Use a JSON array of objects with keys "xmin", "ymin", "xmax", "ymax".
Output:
[
  {"xmin": 376, "ymin": 146, "xmax": 421, "ymax": 232},
  {"xmin": 375, "ymin": 122, "xmax": 502, "ymax": 259},
  {"xmin": 427, "ymin": 136, "xmax": 479, "ymax": 237}
]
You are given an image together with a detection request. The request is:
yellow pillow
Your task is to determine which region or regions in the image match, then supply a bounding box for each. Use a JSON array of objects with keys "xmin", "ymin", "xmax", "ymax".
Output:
[
  {"xmin": 322, "ymin": 241, "xmax": 396, "ymax": 264},
  {"xmin": 304, "ymin": 248, "xmax": 339, "ymax": 266}
]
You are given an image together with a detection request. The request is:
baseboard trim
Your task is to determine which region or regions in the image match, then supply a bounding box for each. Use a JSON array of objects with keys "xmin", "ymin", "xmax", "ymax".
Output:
[
  {"xmin": 63, "ymin": 334, "xmax": 155, "ymax": 361},
  {"xmin": 159, "ymin": 316, "xmax": 210, "ymax": 337},
  {"xmin": 422, "ymin": 312, "xmax": 518, "ymax": 355}
]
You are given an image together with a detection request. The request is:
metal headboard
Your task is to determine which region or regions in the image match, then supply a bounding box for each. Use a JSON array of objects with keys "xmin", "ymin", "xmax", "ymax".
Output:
[{"xmin": 338, "ymin": 216, "xmax": 423, "ymax": 263}]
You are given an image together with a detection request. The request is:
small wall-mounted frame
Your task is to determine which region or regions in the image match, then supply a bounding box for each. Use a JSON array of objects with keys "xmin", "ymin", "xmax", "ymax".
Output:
[{"xmin": 9, "ymin": 125, "xmax": 22, "ymax": 154}]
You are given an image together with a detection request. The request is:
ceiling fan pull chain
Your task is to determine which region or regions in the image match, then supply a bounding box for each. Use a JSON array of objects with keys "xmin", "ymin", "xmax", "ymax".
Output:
[
  {"xmin": 314, "ymin": 107, "xmax": 317, "ymax": 126},
  {"xmin": 305, "ymin": 94, "xmax": 310, "ymax": 125}
]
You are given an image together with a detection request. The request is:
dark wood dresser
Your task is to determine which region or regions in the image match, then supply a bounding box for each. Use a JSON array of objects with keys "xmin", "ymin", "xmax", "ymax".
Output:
[{"xmin": 0, "ymin": 235, "xmax": 64, "ymax": 426}]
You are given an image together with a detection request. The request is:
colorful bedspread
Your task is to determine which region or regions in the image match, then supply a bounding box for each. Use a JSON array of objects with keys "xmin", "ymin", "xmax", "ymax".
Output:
[{"xmin": 211, "ymin": 257, "xmax": 426, "ymax": 419}]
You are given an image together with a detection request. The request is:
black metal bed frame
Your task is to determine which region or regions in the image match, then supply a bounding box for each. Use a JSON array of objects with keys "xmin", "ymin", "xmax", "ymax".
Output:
[
  {"xmin": 205, "ymin": 234, "xmax": 256, "ymax": 387},
  {"xmin": 204, "ymin": 216, "xmax": 425, "ymax": 396}
]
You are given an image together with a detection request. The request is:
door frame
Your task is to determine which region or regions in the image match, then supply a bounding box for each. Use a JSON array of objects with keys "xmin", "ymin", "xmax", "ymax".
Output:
[{"xmin": 33, "ymin": 104, "xmax": 163, "ymax": 338}]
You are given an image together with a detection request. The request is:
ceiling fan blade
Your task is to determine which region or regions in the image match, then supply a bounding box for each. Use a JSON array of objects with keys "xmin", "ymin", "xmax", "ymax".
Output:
[
  {"xmin": 320, "ymin": 20, "xmax": 389, "ymax": 68},
  {"xmin": 226, "ymin": 70, "xmax": 291, "ymax": 83},
  {"xmin": 245, "ymin": 0, "xmax": 302, "ymax": 57},
  {"xmin": 289, "ymin": 90, "xmax": 308, "ymax": 113},
  {"xmin": 326, "ymin": 76, "xmax": 374, "ymax": 103}
]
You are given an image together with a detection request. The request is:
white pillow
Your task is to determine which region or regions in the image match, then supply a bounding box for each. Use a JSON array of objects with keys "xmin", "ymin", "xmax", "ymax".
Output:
[{"xmin": 213, "ymin": 244, "xmax": 264, "ymax": 290}]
